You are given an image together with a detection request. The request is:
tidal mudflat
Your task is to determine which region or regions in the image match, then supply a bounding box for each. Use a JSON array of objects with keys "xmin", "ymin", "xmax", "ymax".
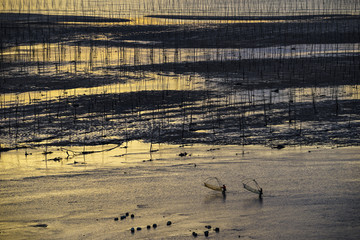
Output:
[
  {"xmin": 1, "ymin": 142, "xmax": 359, "ymax": 239},
  {"xmin": 1, "ymin": 0, "xmax": 360, "ymax": 239}
]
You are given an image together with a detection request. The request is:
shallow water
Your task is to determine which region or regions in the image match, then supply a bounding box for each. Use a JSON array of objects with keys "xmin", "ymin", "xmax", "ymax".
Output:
[{"xmin": 0, "ymin": 141, "xmax": 359, "ymax": 239}]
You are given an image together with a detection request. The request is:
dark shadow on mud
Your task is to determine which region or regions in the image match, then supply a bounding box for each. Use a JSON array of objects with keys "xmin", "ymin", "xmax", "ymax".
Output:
[
  {"xmin": 1, "ymin": 13, "xmax": 359, "ymax": 50},
  {"xmin": 0, "ymin": 12, "xmax": 130, "ymax": 24},
  {"xmin": 2, "ymin": 55, "xmax": 358, "ymax": 94},
  {"xmin": 110, "ymin": 56, "xmax": 360, "ymax": 90}
]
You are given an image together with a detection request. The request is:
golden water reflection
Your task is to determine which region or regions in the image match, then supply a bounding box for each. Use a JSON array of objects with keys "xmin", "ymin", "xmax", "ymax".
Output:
[
  {"xmin": 1, "ymin": 82, "xmax": 359, "ymax": 110},
  {"xmin": 2, "ymin": 0, "xmax": 358, "ymax": 20},
  {"xmin": 2, "ymin": 43, "xmax": 359, "ymax": 78},
  {"xmin": 0, "ymin": 72, "xmax": 199, "ymax": 108}
]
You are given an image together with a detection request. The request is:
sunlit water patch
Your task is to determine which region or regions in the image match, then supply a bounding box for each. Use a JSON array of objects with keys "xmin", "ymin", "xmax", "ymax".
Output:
[
  {"xmin": 0, "ymin": 71, "xmax": 200, "ymax": 108},
  {"xmin": 2, "ymin": 43, "xmax": 359, "ymax": 77}
]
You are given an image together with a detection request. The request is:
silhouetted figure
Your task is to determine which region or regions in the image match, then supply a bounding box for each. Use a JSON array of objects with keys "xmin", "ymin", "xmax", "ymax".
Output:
[
  {"xmin": 222, "ymin": 184, "xmax": 226, "ymax": 193},
  {"xmin": 259, "ymin": 188, "xmax": 263, "ymax": 199}
]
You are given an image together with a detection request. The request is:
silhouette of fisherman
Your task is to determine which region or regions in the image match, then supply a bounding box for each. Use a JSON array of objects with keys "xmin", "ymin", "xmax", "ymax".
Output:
[
  {"xmin": 222, "ymin": 184, "xmax": 227, "ymax": 194},
  {"xmin": 259, "ymin": 188, "xmax": 263, "ymax": 199}
]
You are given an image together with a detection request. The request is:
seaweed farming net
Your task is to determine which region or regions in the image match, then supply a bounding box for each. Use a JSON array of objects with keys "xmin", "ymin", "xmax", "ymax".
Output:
[{"xmin": 1, "ymin": 0, "xmax": 359, "ymax": 18}]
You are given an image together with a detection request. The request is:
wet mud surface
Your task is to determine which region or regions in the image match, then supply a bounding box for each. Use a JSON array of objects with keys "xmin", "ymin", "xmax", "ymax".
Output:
[{"xmin": 1, "ymin": 13, "xmax": 360, "ymax": 150}]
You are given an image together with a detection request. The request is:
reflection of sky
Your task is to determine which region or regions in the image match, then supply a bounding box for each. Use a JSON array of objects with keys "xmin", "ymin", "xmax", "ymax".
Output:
[{"xmin": 1, "ymin": 0, "xmax": 359, "ymax": 18}]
